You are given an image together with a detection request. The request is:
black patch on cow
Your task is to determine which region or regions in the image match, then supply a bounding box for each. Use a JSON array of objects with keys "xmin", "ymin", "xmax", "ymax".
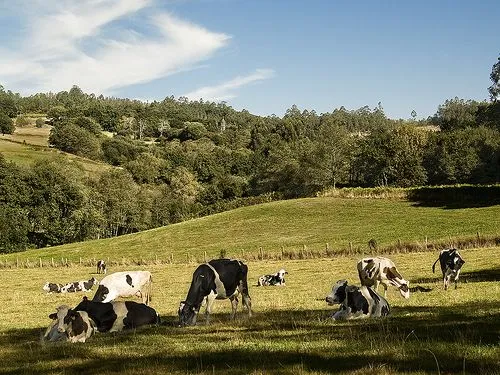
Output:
[
  {"xmin": 347, "ymin": 289, "xmax": 369, "ymax": 314},
  {"xmin": 74, "ymin": 297, "xmax": 117, "ymax": 333},
  {"xmin": 92, "ymin": 285, "xmax": 109, "ymax": 302},
  {"xmin": 64, "ymin": 310, "xmax": 87, "ymax": 336},
  {"xmin": 48, "ymin": 283, "xmax": 61, "ymax": 293},
  {"xmin": 335, "ymin": 283, "xmax": 347, "ymax": 303},
  {"xmin": 126, "ymin": 274, "xmax": 133, "ymax": 287},
  {"xmin": 123, "ymin": 301, "xmax": 159, "ymax": 329},
  {"xmin": 367, "ymin": 287, "xmax": 381, "ymax": 303},
  {"xmin": 83, "ymin": 278, "xmax": 95, "ymax": 291},
  {"xmin": 66, "ymin": 282, "xmax": 80, "ymax": 293}
]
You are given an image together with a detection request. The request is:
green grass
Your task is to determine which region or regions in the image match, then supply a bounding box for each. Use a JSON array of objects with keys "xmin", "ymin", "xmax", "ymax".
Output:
[
  {"xmin": 0, "ymin": 248, "xmax": 498, "ymax": 374},
  {"xmin": 0, "ymin": 138, "xmax": 112, "ymax": 174},
  {"xmin": 1, "ymin": 197, "xmax": 499, "ymax": 265}
]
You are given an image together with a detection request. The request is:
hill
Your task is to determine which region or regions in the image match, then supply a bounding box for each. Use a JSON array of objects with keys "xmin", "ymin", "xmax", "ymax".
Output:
[{"xmin": 1, "ymin": 197, "xmax": 499, "ymax": 265}]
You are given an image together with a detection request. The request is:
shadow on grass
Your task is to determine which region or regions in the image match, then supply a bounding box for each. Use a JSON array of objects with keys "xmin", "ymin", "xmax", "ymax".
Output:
[
  {"xmin": 1, "ymin": 301, "xmax": 499, "ymax": 375},
  {"xmin": 407, "ymin": 185, "xmax": 500, "ymax": 209},
  {"xmin": 413, "ymin": 267, "xmax": 500, "ymax": 284}
]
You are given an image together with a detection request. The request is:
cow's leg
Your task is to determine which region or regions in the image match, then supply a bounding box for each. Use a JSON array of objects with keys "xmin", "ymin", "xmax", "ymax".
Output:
[
  {"xmin": 241, "ymin": 293, "xmax": 252, "ymax": 317},
  {"xmin": 229, "ymin": 296, "xmax": 239, "ymax": 320},
  {"xmin": 205, "ymin": 292, "xmax": 217, "ymax": 325},
  {"xmin": 443, "ymin": 276, "xmax": 448, "ymax": 290}
]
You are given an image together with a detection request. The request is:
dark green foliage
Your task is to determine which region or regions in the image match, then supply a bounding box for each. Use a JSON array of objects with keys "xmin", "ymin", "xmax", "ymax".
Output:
[
  {"xmin": 488, "ymin": 54, "xmax": 500, "ymax": 102},
  {"xmin": 101, "ymin": 137, "xmax": 142, "ymax": 166},
  {"xmin": 0, "ymin": 113, "xmax": 14, "ymax": 135},
  {"xmin": 49, "ymin": 122, "xmax": 102, "ymax": 160}
]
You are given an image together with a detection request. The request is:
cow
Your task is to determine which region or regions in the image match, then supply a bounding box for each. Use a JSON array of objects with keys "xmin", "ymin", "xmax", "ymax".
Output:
[
  {"xmin": 178, "ymin": 259, "xmax": 252, "ymax": 326},
  {"xmin": 97, "ymin": 260, "xmax": 107, "ymax": 274},
  {"xmin": 325, "ymin": 280, "xmax": 390, "ymax": 320},
  {"xmin": 257, "ymin": 268, "xmax": 288, "ymax": 286},
  {"xmin": 92, "ymin": 271, "xmax": 152, "ymax": 305},
  {"xmin": 60, "ymin": 277, "xmax": 98, "ymax": 293},
  {"xmin": 73, "ymin": 296, "xmax": 160, "ymax": 333},
  {"xmin": 357, "ymin": 256, "xmax": 410, "ymax": 299},
  {"xmin": 43, "ymin": 282, "xmax": 63, "ymax": 294},
  {"xmin": 43, "ymin": 305, "xmax": 95, "ymax": 343},
  {"xmin": 432, "ymin": 248, "xmax": 465, "ymax": 290}
]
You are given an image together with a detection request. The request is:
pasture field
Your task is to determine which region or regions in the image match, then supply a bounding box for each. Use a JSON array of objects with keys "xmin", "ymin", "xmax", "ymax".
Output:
[
  {"xmin": 1, "ymin": 198, "xmax": 499, "ymax": 265},
  {"xmin": 0, "ymin": 138, "xmax": 112, "ymax": 174},
  {"xmin": 0, "ymin": 248, "xmax": 498, "ymax": 374}
]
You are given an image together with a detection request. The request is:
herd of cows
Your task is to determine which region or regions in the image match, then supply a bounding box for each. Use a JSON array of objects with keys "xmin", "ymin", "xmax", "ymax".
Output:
[{"xmin": 42, "ymin": 248, "xmax": 466, "ymax": 343}]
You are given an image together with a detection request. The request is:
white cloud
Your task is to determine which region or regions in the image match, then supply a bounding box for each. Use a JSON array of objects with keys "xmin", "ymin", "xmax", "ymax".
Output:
[
  {"xmin": 0, "ymin": 0, "xmax": 230, "ymax": 95},
  {"xmin": 184, "ymin": 68, "xmax": 275, "ymax": 101}
]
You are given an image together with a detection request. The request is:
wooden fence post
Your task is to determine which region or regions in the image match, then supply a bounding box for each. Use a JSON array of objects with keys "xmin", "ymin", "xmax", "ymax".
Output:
[{"xmin": 39, "ymin": 258, "xmax": 42, "ymax": 268}]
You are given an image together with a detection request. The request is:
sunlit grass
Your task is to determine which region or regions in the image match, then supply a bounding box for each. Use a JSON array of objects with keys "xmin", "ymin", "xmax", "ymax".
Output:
[{"xmin": 0, "ymin": 248, "xmax": 498, "ymax": 374}]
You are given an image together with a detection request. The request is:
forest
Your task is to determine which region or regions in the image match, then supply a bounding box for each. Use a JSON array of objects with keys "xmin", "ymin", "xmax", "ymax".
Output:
[{"xmin": 0, "ymin": 56, "xmax": 499, "ymax": 252}]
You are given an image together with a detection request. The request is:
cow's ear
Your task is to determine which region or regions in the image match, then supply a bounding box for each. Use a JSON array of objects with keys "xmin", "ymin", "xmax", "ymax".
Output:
[{"xmin": 49, "ymin": 313, "xmax": 57, "ymax": 320}]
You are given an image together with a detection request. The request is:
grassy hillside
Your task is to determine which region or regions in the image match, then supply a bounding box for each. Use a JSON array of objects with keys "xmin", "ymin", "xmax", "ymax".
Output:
[
  {"xmin": 2, "ymin": 197, "xmax": 499, "ymax": 265},
  {"xmin": 0, "ymin": 125, "xmax": 112, "ymax": 173},
  {"xmin": 0, "ymin": 248, "xmax": 498, "ymax": 374}
]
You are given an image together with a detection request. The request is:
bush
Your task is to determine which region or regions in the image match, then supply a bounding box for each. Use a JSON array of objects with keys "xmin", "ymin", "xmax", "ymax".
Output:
[
  {"xmin": 0, "ymin": 113, "xmax": 14, "ymax": 135},
  {"xmin": 35, "ymin": 118, "xmax": 45, "ymax": 128},
  {"xmin": 15, "ymin": 115, "xmax": 31, "ymax": 127}
]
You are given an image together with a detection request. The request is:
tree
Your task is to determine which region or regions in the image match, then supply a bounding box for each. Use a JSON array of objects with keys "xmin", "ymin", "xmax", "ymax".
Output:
[
  {"xmin": 0, "ymin": 113, "xmax": 14, "ymax": 135},
  {"xmin": 488, "ymin": 54, "xmax": 500, "ymax": 102},
  {"xmin": 434, "ymin": 97, "xmax": 479, "ymax": 131}
]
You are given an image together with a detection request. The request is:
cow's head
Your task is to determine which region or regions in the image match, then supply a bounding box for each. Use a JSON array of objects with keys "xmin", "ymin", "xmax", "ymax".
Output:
[
  {"xmin": 92, "ymin": 285, "xmax": 110, "ymax": 302},
  {"xmin": 48, "ymin": 305, "xmax": 71, "ymax": 333},
  {"xmin": 89, "ymin": 277, "xmax": 98, "ymax": 286},
  {"xmin": 326, "ymin": 280, "xmax": 348, "ymax": 305},
  {"xmin": 277, "ymin": 269, "xmax": 288, "ymax": 279},
  {"xmin": 178, "ymin": 301, "xmax": 198, "ymax": 326},
  {"xmin": 43, "ymin": 282, "xmax": 50, "ymax": 292},
  {"xmin": 398, "ymin": 282, "xmax": 410, "ymax": 299},
  {"xmin": 454, "ymin": 253, "xmax": 465, "ymax": 270}
]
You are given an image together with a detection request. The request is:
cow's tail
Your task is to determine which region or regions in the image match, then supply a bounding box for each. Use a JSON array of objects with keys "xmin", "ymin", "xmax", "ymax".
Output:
[
  {"xmin": 239, "ymin": 263, "xmax": 250, "ymax": 297},
  {"xmin": 145, "ymin": 274, "xmax": 153, "ymax": 305},
  {"xmin": 432, "ymin": 257, "xmax": 439, "ymax": 273}
]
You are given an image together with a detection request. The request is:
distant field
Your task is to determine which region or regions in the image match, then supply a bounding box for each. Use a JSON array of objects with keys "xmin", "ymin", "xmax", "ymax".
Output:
[
  {"xmin": 2, "ymin": 197, "xmax": 498, "ymax": 266},
  {"xmin": 0, "ymin": 248, "xmax": 498, "ymax": 374},
  {"xmin": 0, "ymin": 124, "xmax": 51, "ymax": 146}
]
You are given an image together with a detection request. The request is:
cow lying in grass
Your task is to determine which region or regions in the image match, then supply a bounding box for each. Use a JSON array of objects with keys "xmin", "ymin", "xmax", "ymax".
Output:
[
  {"xmin": 74, "ymin": 296, "xmax": 160, "ymax": 333},
  {"xmin": 325, "ymin": 280, "xmax": 390, "ymax": 320},
  {"xmin": 43, "ymin": 305, "xmax": 95, "ymax": 343},
  {"xmin": 257, "ymin": 268, "xmax": 288, "ymax": 286}
]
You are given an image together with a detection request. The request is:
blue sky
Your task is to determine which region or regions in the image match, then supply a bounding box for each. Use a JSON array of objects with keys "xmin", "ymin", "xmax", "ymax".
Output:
[{"xmin": 0, "ymin": 0, "xmax": 498, "ymax": 120}]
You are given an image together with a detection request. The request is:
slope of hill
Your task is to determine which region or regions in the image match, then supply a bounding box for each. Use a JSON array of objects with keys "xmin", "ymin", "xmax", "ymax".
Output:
[{"xmin": 1, "ymin": 197, "xmax": 499, "ymax": 264}]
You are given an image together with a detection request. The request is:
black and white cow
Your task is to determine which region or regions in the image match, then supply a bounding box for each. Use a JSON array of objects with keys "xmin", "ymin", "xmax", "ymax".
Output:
[
  {"xmin": 325, "ymin": 280, "xmax": 390, "ymax": 320},
  {"xmin": 97, "ymin": 260, "xmax": 107, "ymax": 274},
  {"xmin": 61, "ymin": 277, "xmax": 98, "ymax": 293},
  {"xmin": 44, "ymin": 305, "xmax": 95, "ymax": 343},
  {"xmin": 92, "ymin": 271, "xmax": 152, "ymax": 305},
  {"xmin": 432, "ymin": 248, "xmax": 465, "ymax": 290},
  {"xmin": 73, "ymin": 296, "xmax": 160, "ymax": 333},
  {"xmin": 357, "ymin": 257, "xmax": 410, "ymax": 299},
  {"xmin": 178, "ymin": 259, "xmax": 252, "ymax": 326},
  {"xmin": 257, "ymin": 268, "xmax": 288, "ymax": 286},
  {"xmin": 43, "ymin": 282, "xmax": 63, "ymax": 294}
]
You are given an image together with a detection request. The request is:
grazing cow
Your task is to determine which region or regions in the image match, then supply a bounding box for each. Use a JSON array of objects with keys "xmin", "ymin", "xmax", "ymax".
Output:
[
  {"xmin": 432, "ymin": 248, "xmax": 465, "ymax": 290},
  {"xmin": 61, "ymin": 277, "xmax": 98, "ymax": 293},
  {"xmin": 178, "ymin": 259, "xmax": 252, "ymax": 326},
  {"xmin": 325, "ymin": 280, "xmax": 390, "ymax": 320},
  {"xmin": 257, "ymin": 268, "xmax": 288, "ymax": 286},
  {"xmin": 43, "ymin": 282, "xmax": 63, "ymax": 294},
  {"xmin": 74, "ymin": 296, "xmax": 160, "ymax": 333},
  {"xmin": 357, "ymin": 257, "xmax": 410, "ymax": 299},
  {"xmin": 92, "ymin": 271, "xmax": 152, "ymax": 305},
  {"xmin": 44, "ymin": 305, "xmax": 95, "ymax": 343},
  {"xmin": 97, "ymin": 260, "xmax": 107, "ymax": 274}
]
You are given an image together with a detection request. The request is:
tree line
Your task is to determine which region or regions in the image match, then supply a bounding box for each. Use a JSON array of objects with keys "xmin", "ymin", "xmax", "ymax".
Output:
[{"xmin": 0, "ymin": 55, "xmax": 499, "ymax": 253}]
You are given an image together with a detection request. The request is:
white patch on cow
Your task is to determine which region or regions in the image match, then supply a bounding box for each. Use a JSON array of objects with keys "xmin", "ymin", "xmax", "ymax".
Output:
[{"xmin": 205, "ymin": 263, "xmax": 230, "ymax": 299}]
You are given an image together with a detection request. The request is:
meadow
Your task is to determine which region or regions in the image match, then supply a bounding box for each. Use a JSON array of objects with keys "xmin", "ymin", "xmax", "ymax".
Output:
[{"xmin": 0, "ymin": 247, "xmax": 498, "ymax": 375}]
